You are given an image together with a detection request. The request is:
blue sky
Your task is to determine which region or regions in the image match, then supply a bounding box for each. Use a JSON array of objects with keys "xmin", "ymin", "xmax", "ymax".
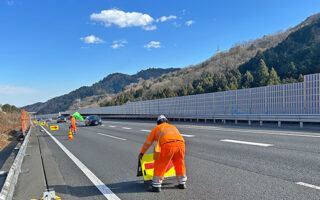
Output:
[{"xmin": 0, "ymin": 0, "xmax": 319, "ymax": 107}]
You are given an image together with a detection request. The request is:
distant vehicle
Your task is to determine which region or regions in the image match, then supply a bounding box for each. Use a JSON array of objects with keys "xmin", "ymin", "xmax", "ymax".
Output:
[
  {"xmin": 46, "ymin": 118, "xmax": 52, "ymax": 122},
  {"xmin": 57, "ymin": 116, "xmax": 67, "ymax": 123},
  {"xmin": 85, "ymin": 115, "xmax": 102, "ymax": 126}
]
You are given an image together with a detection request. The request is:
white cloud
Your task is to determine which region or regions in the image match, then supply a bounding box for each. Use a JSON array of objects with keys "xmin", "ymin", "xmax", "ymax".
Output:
[
  {"xmin": 144, "ymin": 41, "xmax": 161, "ymax": 49},
  {"xmin": 90, "ymin": 9, "xmax": 156, "ymax": 31},
  {"xmin": 185, "ymin": 20, "xmax": 195, "ymax": 26},
  {"xmin": 157, "ymin": 15, "xmax": 177, "ymax": 22},
  {"xmin": 0, "ymin": 85, "xmax": 36, "ymax": 95},
  {"xmin": 80, "ymin": 35, "xmax": 104, "ymax": 44},
  {"xmin": 142, "ymin": 25, "xmax": 157, "ymax": 31},
  {"xmin": 7, "ymin": 0, "xmax": 14, "ymax": 6},
  {"xmin": 111, "ymin": 40, "xmax": 127, "ymax": 49}
]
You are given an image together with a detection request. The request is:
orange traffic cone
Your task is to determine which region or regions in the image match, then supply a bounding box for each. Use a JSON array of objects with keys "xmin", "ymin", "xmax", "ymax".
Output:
[
  {"xmin": 46, "ymin": 123, "xmax": 48, "ymax": 128},
  {"xmin": 68, "ymin": 129, "xmax": 74, "ymax": 140}
]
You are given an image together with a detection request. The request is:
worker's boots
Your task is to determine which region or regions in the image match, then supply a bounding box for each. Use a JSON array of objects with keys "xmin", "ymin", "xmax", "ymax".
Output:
[
  {"xmin": 150, "ymin": 186, "xmax": 161, "ymax": 192},
  {"xmin": 178, "ymin": 184, "xmax": 187, "ymax": 189}
]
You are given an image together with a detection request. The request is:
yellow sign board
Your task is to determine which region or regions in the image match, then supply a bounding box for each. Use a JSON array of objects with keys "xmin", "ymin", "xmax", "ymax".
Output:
[
  {"xmin": 140, "ymin": 153, "xmax": 176, "ymax": 181},
  {"xmin": 50, "ymin": 125, "xmax": 59, "ymax": 130},
  {"xmin": 40, "ymin": 122, "xmax": 45, "ymax": 125},
  {"xmin": 33, "ymin": 121, "xmax": 38, "ymax": 124}
]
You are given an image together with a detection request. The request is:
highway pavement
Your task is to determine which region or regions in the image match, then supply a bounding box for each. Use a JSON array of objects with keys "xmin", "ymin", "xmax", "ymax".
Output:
[{"xmin": 14, "ymin": 119, "xmax": 320, "ymax": 199}]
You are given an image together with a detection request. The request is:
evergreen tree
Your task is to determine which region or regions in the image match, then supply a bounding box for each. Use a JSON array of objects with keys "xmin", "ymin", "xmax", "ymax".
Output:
[
  {"xmin": 241, "ymin": 70, "xmax": 254, "ymax": 88},
  {"xmin": 187, "ymin": 83, "xmax": 194, "ymax": 95},
  {"xmin": 255, "ymin": 59, "xmax": 269, "ymax": 86},
  {"xmin": 287, "ymin": 62, "xmax": 298, "ymax": 78},
  {"xmin": 267, "ymin": 67, "xmax": 281, "ymax": 86},
  {"xmin": 298, "ymin": 74, "xmax": 304, "ymax": 82}
]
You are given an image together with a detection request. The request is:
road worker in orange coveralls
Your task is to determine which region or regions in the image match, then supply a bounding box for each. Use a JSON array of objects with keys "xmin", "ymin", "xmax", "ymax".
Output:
[
  {"xmin": 139, "ymin": 115, "xmax": 187, "ymax": 192},
  {"xmin": 70, "ymin": 116, "xmax": 77, "ymax": 135}
]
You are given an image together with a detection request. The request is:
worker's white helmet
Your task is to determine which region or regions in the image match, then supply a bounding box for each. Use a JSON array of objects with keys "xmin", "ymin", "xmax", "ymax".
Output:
[{"xmin": 157, "ymin": 115, "xmax": 168, "ymax": 125}]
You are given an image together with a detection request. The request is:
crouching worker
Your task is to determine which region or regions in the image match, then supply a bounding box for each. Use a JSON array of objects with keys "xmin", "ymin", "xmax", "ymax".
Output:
[{"xmin": 139, "ymin": 115, "xmax": 187, "ymax": 192}]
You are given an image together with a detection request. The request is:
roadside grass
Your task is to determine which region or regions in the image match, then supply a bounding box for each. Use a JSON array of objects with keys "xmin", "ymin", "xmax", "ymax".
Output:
[{"xmin": 0, "ymin": 111, "xmax": 21, "ymax": 150}]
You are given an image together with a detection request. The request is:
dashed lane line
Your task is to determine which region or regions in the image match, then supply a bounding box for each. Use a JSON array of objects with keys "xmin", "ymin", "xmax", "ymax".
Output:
[
  {"xmin": 220, "ymin": 139, "xmax": 273, "ymax": 147},
  {"xmin": 140, "ymin": 129, "xmax": 151, "ymax": 132},
  {"xmin": 122, "ymin": 127, "xmax": 132, "ymax": 130},
  {"xmin": 109, "ymin": 125, "xmax": 116, "ymax": 128},
  {"xmin": 296, "ymin": 182, "xmax": 320, "ymax": 190},
  {"xmin": 96, "ymin": 133, "xmax": 127, "ymax": 141},
  {"xmin": 181, "ymin": 134, "xmax": 195, "ymax": 138},
  {"xmin": 40, "ymin": 126, "xmax": 121, "ymax": 200}
]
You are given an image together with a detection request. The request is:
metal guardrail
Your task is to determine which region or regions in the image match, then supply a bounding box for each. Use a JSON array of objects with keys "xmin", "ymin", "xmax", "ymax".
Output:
[{"xmin": 0, "ymin": 125, "xmax": 32, "ymax": 200}]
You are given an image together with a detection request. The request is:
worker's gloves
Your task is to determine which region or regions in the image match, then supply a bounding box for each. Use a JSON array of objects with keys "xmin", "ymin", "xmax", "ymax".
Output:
[{"xmin": 138, "ymin": 153, "xmax": 144, "ymax": 160}]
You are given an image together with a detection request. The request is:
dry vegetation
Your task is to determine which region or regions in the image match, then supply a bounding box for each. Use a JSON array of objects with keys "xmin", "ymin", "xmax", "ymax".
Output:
[{"xmin": 0, "ymin": 111, "xmax": 21, "ymax": 150}]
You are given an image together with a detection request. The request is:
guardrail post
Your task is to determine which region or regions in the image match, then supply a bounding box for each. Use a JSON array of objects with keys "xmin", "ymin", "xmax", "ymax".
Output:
[
  {"xmin": 204, "ymin": 119, "xmax": 207, "ymax": 123},
  {"xmin": 213, "ymin": 118, "xmax": 216, "ymax": 123},
  {"xmin": 235, "ymin": 120, "xmax": 238, "ymax": 125},
  {"xmin": 278, "ymin": 121, "xmax": 281, "ymax": 127},
  {"xmin": 260, "ymin": 120, "xmax": 263, "ymax": 126},
  {"xmin": 223, "ymin": 120, "xmax": 226, "ymax": 124},
  {"xmin": 248, "ymin": 120, "xmax": 251, "ymax": 125},
  {"xmin": 300, "ymin": 121, "xmax": 303, "ymax": 128},
  {"xmin": 197, "ymin": 118, "xmax": 199, "ymax": 123}
]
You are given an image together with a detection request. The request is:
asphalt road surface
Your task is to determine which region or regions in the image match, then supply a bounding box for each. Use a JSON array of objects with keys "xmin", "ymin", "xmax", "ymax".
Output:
[{"xmin": 15, "ymin": 120, "xmax": 320, "ymax": 199}]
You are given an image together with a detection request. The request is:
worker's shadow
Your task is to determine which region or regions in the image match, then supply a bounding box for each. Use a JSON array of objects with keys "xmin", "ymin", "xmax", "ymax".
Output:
[
  {"xmin": 51, "ymin": 179, "xmax": 178, "ymax": 197},
  {"xmin": 50, "ymin": 180, "xmax": 147, "ymax": 197}
]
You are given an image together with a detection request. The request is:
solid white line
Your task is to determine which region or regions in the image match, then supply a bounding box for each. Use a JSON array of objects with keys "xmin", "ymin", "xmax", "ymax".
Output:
[
  {"xmin": 140, "ymin": 129, "xmax": 151, "ymax": 132},
  {"xmin": 96, "ymin": 133, "xmax": 127, "ymax": 141},
  {"xmin": 220, "ymin": 139, "xmax": 273, "ymax": 147},
  {"xmin": 122, "ymin": 127, "xmax": 132, "ymax": 130},
  {"xmin": 109, "ymin": 125, "xmax": 116, "ymax": 128},
  {"xmin": 181, "ymin": 134, "xmax": 195, "ymax": 138},
  {"xmin": 296, "ymin": 182, "xmax": 320, "ymax": 190},
  {"xmin": 40, "ymin": 126, "xmax": 120, "ymax": 200}
]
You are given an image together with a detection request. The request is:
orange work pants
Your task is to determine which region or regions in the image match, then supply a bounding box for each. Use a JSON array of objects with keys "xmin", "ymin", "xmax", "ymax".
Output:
[
  {"xmin": 154, "ymin": 141, "xmax": 186, "ymax": 178},
  {"xmin": 71, "ymin": 125, "xmax": 76, "ymax": 132}
]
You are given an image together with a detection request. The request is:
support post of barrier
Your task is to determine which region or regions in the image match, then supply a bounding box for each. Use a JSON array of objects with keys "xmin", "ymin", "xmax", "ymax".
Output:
[
  {"xmin": 213, "ymin": 118, "xmax": 216, "ymax": 123},
  {"xmin": 300, "ymin": 121, "xmax": 303, "ymax": 128},
  {"xmin": 235, "ymin": 120, "xmax": 238, "ymax": 125},
  {"xmin": 248, "ymin": 120, "xmax": 251, "ymax": 125},
  {"xmin": 278, "ymin": 121, "xmax": 281, "ymax": 127},
  {"xmin": 204, "ymin": 119, "xmax": 207, "ymax": 123},
  {"xmin": 260, "ymin": 120, "xmax": 263, "ymax": 126},
  {"xmin": 223, "ymin": 120, "xmax": 226, "ymax": 124}
]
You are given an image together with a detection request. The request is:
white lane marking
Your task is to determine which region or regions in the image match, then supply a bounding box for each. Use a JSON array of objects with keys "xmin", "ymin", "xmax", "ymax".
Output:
[
  {"xmin": 101, "ymin": 125, "xmax": 105, "ymax": 126},
  {"xmin": 96, "ymin": 133, "xmax": 127, "ymax": 141},
  {"xmin": 213, "ymin": 128, "xmax": 320, "ymax": 138},
  {"xmin": 140, "ymin": 129, "xmax": 151, "ymax": 132},
  {"xmin": 220, "ymin": 139, "xmax": 273, "ymax": 147},
  {"xmin": 109, "ymin": 125, "xmax": 116, "ymax": 128},
  {"xmin": 122, "ymin": 127, "xmax": 132, "ymax": 130},
  {"xmin": 179, "ymin": 125, "xmax": 320, "ymax": 138},
  {"xmin": 40, "ymin": 126, "xmax": 120, "ymax": 200},
  {"xmin": 296, "ymin": 182, "xmax": 320, "ymax": 190},
  {"xmin": 181, "ymin": 134, "xmax": 195, "ymax": 138}
]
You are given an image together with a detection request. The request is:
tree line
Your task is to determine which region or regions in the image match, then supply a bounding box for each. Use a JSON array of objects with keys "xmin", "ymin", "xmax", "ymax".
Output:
[{"xmin": 101, "ymin": 58, "xmax": 304, "ymax": 107}]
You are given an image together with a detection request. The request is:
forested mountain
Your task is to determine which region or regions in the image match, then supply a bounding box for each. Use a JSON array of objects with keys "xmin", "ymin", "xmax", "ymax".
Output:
[
  {"xmin": 100, "ymin": 13, "xmax": 320, "ymax": 106},
  {"xmin": 239, "ymin": 13, "xmax": 320, "ymax": 79},
  {"xmin": 24, "ymin": 13, "xmax": 320, "ymax": 113},
  {"xmin": 22, "ymin": 68, "xmax": 179, "ymax": 114}
]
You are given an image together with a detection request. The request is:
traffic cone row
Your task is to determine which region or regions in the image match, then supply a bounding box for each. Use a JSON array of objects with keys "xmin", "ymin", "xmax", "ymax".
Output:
[{"xmin": 68, "ymin": 129, "xmax": 74, "ymax": 140}]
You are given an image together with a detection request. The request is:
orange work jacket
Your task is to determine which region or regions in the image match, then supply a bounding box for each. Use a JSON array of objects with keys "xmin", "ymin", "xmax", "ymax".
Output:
[
  {"xmin": 140, "ymin": 123, "xmax": 184, "ymax": 154},
  {"xmin": 71, "ymin": 116, "xmax": 76, "ymax": 127}
]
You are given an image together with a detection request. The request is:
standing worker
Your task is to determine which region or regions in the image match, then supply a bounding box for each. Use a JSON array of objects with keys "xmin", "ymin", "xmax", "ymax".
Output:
[
  {"xmin": 139, "ymin": 115, "xmax": 187, "ymax": 192},
  {"xmin": 70, "ymin": 115, "xmax": 77, "ymax": 135}
]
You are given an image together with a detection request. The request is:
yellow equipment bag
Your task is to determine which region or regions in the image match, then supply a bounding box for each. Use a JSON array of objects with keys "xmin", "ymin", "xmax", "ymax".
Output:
[{"xmin": 140, "ymin": 153, "xmax": 176, "ymax": 181}]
